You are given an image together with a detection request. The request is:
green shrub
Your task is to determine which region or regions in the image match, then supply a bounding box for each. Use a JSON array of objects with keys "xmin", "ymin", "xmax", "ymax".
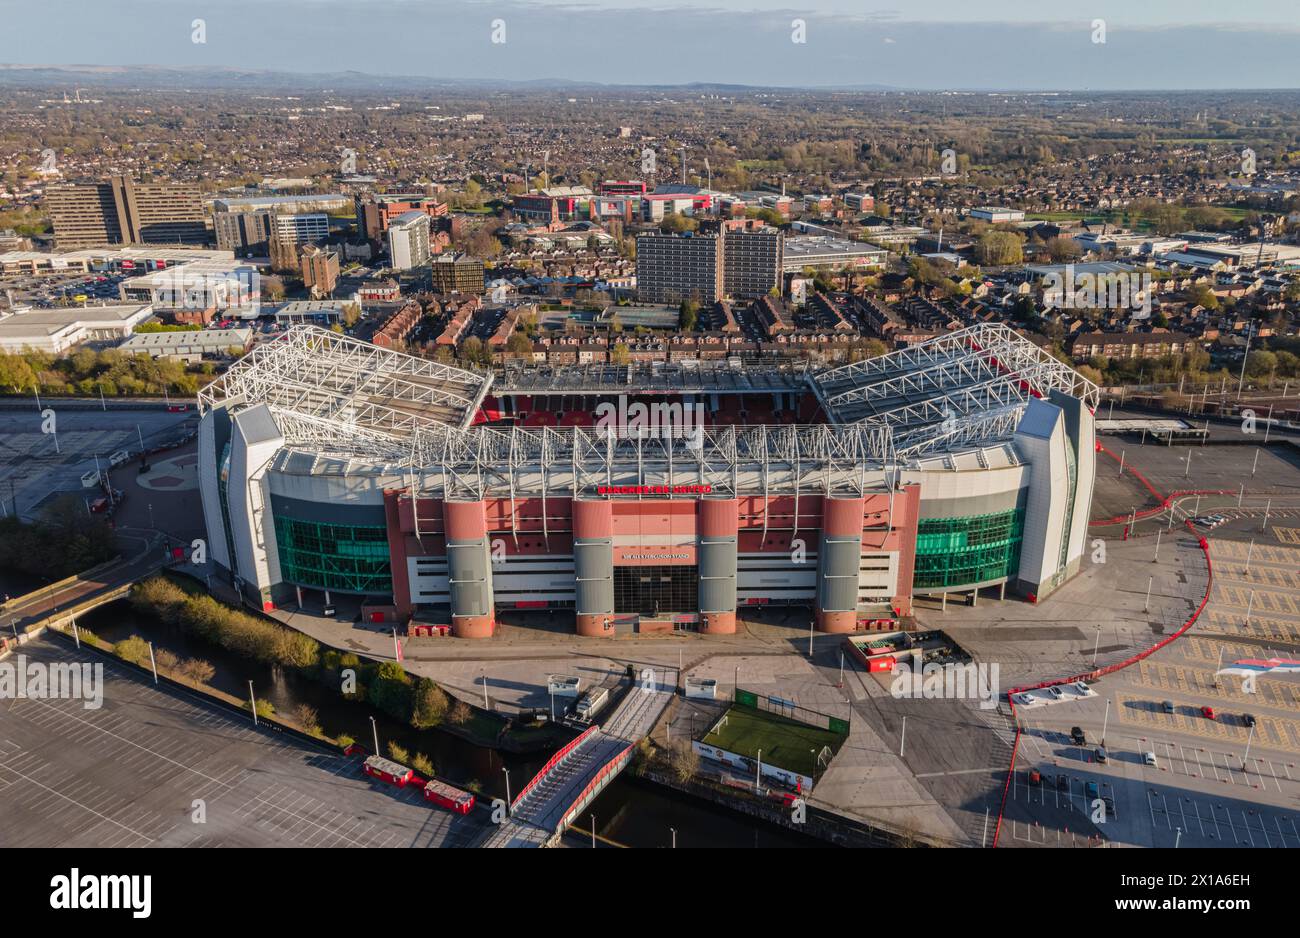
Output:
[{"xmin": 114, "ymin": 635, "xmax": 151, "ymax": 665}]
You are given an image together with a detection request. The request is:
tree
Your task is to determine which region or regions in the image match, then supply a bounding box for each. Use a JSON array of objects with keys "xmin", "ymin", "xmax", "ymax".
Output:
[
  {"xmin": 368, "ymin": 661, "xmax": 413, "ymax": 722},
  {"xmin": 609, "ymin": 342, "xmax": 631, "ymax": 365},
  {"xmin": 976, "ymin": 230, "xmax": 1024, "ymax": 266},
  {"xmin": 411, "ymin": 677, "xmax": 450, "ymax": 728},
  {"xmin": 1245, "ymin": 349, "xmax": 1278, "ymax": 379},
  {"xmin": 678, "ymin": 299, "xmax": 699, "ymax": 332},
  {"xmin": 667, "ymin": 739, "xmax": 700, "ymax": 783}
]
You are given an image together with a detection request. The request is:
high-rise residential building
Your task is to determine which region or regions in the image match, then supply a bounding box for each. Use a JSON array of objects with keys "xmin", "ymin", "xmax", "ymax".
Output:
[
  {"xmin": 429, "ymin": 252, "xmax": 485, "ymax": 294},
  {"xmin": 722, "ymin": 228, "xmax": 784, "ymax": 299},
  {"xmin": 300, "ymin": 244, "xmax": 341, "ymax": 299},
  {"xmin": 46, "ymin": 176, "xmax": 206, "ymax": 248},
  {"xmin": 635, "ymin": 232, "xmax": 724, "ymax": 304},
  {"xmin": 387, "ymin": 211, "xmax": 432, "ymax": 271}
]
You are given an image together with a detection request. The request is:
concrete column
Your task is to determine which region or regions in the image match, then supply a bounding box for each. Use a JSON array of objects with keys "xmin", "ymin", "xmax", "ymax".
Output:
[
  {"xmin": 573, "ymin": 498, "xmax": 615, "ymax": 637},
  {"xmin": 444, "ymin": 499, "xmax": 494, "ymax": 638},
  {"xmin": 697, "ymin": 496, "xmax": 738, "ymax": 635},
  {"xmin": 816, "ymin": 496, "xmax": 864, "ymax": 633}
]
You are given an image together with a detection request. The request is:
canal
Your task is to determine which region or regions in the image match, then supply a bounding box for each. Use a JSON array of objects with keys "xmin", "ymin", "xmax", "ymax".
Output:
[{"xmin": 65, "ymin": 595, "xmax": 821, "ymax": 848}]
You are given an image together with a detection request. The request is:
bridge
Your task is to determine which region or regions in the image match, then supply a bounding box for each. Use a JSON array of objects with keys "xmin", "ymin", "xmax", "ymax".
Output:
[
  {"xmin": 0, "ymin": 530, "xmax": 166, "ymax": 653},
  {"xmin": 481, "ymin": 668, "xmax": 677, "ymax": 848}
]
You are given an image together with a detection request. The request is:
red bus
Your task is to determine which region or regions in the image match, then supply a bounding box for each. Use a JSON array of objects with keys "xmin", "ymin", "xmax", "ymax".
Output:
[{"xmin": 423, "ymin": 777, "xmax": 475, "ymax": 815}]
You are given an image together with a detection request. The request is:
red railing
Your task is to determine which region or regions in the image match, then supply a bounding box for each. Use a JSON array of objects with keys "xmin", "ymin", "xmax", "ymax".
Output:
[
  {"xmin": 1091, "ymin": 442, "xmax": 1232, "ymax": 526},
  {"xmin": 511, "ymin": 724, "xmax": 598, "ymax": 809},
  {"xmin": 991, "ymin": 516, "xmax": 1214, "ymax": 847},
  {"xmin": 557, "ymin": 743, "xmax": 635, "ymax": 834}
]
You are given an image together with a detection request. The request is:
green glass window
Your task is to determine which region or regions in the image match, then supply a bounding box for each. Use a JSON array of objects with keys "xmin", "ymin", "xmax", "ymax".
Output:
[
  {"xmin": 912, "ymin": 508, "xmax": 1024, "ymax": 590},
  {"xmin": 273, "ymin": 515, "xmax": 392, "ymax": 594}
]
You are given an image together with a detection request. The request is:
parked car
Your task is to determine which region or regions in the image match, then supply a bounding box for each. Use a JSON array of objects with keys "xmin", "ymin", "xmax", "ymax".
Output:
[
  {"xmin": 1144, "ymin": 751, "xmax": 1158, "ymax": 766},
  {"xmin": 1162, "ymin": 700, "xmax": 1175, "ymax": 714},
  {"xmin": 1243, "ymin": 713, "xmax": 1257, "ymax": 727},
  {"xmin": 1047, "ymin": 686, "xmax": 1064, "ymax": 700},
  {"xmin": 1094, "ymin": 746, "xmax": 1108, "ymax": 764},
  {"xmin": 80, "ymin": 469, "xmax": 101, "ymax": 488},
  {"xmin": 108, "ymin": 449, "xmax": 130, "ymax": 467},
  {"xmin": 1029, "ymin": 768, "xmax": 1042, "ymax": 784},
  {"xmin": 1070, "ymin": 726, "xmax": 1086, "ymax": 745},
  {"xmin": 1201, "ymin": 706, "xmax": 1216, "ymax": 720},
  {"xmin": 1072, "ymin": 681, "xmax": 1095, "ymax": 696},
  {"xmin": 1085, "ymin": 781, "xmax": 1100, "ymax": 800}
]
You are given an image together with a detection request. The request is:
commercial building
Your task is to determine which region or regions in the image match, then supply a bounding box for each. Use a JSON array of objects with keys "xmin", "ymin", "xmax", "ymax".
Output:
[
  {"xmin": 46, "ymin": 177, "xmax": 206, "ymax": 248},
  {"xmin": 429, "ymin": 252, "xmax": 485, "ymax": 294},
  {"xmin": 782, "ymin": 235, "xmax": 888, "ymax": 273},
  {"xmin": 198, "ymin": 324, "xmax": 1098, "ymax": 636},
  {"xmin": 387, "ymin": 211, "xmax": 432, "ymax": 271},
  {"xmin": 512, "ymin": 187, "xmax": 592, "ymax": 224},
  {"xmin": 969, "ymin": 207, "xmax": 1026, "ymax": 224},
  {"xmin": 118, "ymin": 327, "xmax": 253, "ymax": 362},
  {"xmin": 356, "ymin": 194, "xmax": 448, "ymax": 243},
  {"xmin": 0, "ymin": 303, "xmax": 153, "ymax": 354}
]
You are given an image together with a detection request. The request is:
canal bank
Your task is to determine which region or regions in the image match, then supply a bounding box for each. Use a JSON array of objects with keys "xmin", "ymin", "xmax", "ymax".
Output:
[{"xmin": 71, "ymin": 594, "xmax": 826, "ymax": 848}]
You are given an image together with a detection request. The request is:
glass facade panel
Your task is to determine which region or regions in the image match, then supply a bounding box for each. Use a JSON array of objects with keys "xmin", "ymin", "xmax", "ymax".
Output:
[
  {"xmin": 613, "ymin": 565, "xmax": 698, "ymax": 616},
  {"xmin": 273, "ymin": 514, "xmax": 392, "ymax": 594},
  {"xmin": 912, "ymin": 508, "xmax": 1024, "ymax": 590}
]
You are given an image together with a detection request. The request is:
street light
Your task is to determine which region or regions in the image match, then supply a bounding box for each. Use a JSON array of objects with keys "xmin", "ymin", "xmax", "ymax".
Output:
[
  {"xmin": 502, "ymin": 767, "xmax": 512, "ymax": 815},
  {"xmin": 369, "ymin": 715, "xmax": 379, "ymax": 756}
]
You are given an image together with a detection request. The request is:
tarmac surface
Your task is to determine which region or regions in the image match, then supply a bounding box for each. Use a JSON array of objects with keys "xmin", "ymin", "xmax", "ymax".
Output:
[{"xmin": 0, "ymin": 637, "xmax": 487, "ymax": 847}]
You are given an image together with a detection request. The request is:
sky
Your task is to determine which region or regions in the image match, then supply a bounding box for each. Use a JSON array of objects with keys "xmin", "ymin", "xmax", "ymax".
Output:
[{"xmin": 2, "ymin": 0, "xmax": 1299, "ymax": 90}]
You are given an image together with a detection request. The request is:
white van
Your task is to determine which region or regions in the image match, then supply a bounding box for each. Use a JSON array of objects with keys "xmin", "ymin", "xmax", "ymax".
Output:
[
  {"xmin": 81, "ymin": 469, "xmax": 101, "ymax": 488},
  {"xmin": 108, "ymin": 449, "xmax": 130, "ymax": 467}
]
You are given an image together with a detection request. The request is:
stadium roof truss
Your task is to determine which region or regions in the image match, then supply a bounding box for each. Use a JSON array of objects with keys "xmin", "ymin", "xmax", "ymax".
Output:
[
  {"xmin": 198, "ymin": 326, "xmax": 492, "ymax": 434},
  {"xmin": 811, "ymin": 324, "xmax": 1099, "ymax": 436},
  {"xmin": 201, "ymin": 323, "xmax": 1098, "ymax": 498}
]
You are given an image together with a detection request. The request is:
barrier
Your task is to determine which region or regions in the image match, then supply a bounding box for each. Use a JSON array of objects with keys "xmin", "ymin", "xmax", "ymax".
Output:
[
  {"xmin": 511, "ymin": 724, "xmax": 598, "ymax": 810},
  {"xmin": 991, "ymin": 511, "xmax": 1214, "ymax": 846},
  {"xmin": 556, "ymin": 742, "xmax": 635, "ymax": 834},
  {"xmin": 1091, "ymin": 443, "xmax": 1233, "ymax": 526}
]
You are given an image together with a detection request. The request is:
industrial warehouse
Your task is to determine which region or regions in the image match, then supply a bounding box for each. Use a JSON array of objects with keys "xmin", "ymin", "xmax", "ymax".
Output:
[{"xmin": 197, "ymin": 323, "xmax": 1099, "ymax": 638}]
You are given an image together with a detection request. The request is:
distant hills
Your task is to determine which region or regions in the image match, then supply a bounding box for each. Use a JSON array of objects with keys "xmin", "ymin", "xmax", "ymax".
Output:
[{"xmin": 0, "ymin": 64, "xmax": 900, "ymax": 93}]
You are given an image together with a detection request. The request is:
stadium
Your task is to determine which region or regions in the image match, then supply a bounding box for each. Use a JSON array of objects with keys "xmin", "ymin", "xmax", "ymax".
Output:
[{"xmin": 197, "ymin": 323, "xmax": 1099, "ymax": 638}]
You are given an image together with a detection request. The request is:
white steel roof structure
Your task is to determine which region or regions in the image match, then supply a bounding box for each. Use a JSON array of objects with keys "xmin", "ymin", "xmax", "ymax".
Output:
[
  {"xmin": 202, "ymin": 323, "xmax": 1099, "ymax": 499},
  {"xmin": 811, "ymin": 323, "xmax": 1099, "ymax": 430},
  {"xmin": 198, "ymin": 326, "xmax": 492, "ymax": 433}
]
